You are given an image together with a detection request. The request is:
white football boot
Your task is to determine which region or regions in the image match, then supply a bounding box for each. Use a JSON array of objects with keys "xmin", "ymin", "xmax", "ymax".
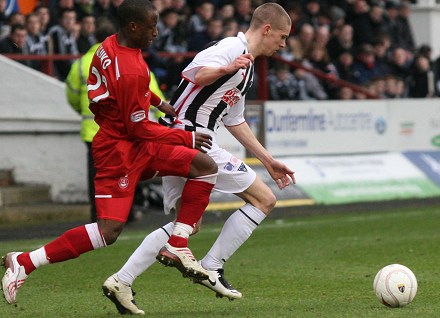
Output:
[
  {"xmin": 102, "ymin": 274, "xmax": 145, "ymax": 315},
  {"xmin": 2, "ymin": 252, "xmax": 28, "ymax": 304},
  {"xmin": 156, "ymin": 243, "xmax": 209, "ymax": 280},
  {"xmin": 195, "ymin": 264, "xmax": 242, "ymax": 301}
]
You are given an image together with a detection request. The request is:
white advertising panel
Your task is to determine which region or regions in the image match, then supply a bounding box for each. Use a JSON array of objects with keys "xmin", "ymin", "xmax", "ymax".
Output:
[
  {"xmin": 281, "ymin": 153, "xmax": 440, "ymax": 204},
  {"xmin": 388, "ymin": 99, "xmax": 440, "ymax": 151},
  {"xmin": 264, "ymin": 100, "xmax": 389, "ymax": 156}
]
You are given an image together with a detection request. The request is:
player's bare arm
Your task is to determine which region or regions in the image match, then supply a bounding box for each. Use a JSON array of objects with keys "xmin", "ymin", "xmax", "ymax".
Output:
[
  {"xmin": 194, "ymin": 53, "xmax": 254, "ymax": 86},
  {"xmin": 226, "ymin": 122, "xmax": 295, "ymax": 189},
  {"xmin": 155, "ymin": 101, "xmax": 177, "ymax": 117}
]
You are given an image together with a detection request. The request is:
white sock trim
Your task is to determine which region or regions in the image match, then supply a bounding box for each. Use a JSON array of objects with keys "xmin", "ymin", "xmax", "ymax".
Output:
[
  {"xmin": 85, "ymin": 223, "xmax": 106, "ymax": 249},
  {"xmin": 29, "ymin": 247, "xmax": 49, "ymax": 268},
  {"xmin": 172, "ymin": 222, "xmax": 193, "ymax": 239},
  {"xmin": 194, "ymin": 172, "xmax": 218, "ymax": 184},
  {"xmin": 239, "ymin": 203, "xmax": 266, "ymax": 225}
]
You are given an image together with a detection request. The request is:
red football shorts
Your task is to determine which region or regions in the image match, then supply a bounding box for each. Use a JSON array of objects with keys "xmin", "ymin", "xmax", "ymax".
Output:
[{"xmin": 93, "ymin": 139, "xmax": 198, "ymax": 222}]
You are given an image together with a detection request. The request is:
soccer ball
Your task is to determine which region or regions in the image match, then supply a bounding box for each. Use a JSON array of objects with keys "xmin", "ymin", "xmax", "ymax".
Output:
[{"xmin": 373, "ymin": 264, "xmax": 417, "ymax": 308}]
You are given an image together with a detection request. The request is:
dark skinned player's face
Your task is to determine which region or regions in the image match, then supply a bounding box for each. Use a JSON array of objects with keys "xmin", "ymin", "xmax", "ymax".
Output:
[{"xmin": 131, "ymin": 9, "xmax": 158, "ymax": 49}]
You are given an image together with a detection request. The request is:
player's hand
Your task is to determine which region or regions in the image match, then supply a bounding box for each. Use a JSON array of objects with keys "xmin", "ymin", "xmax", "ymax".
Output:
[
  {"xmin": 225, "ymin": 53, "xmax": 254, "ymax": 73},
  {"xmin": 267, "ymin": 160, "xmax": 296, "ymax": 190},
  {"xmin": 156, "ymin": 101, "xmax": 176, "ymax": 117},
  {"xmin": 194, "ymin": 132, "xmax": 212, "ymax": 153}
]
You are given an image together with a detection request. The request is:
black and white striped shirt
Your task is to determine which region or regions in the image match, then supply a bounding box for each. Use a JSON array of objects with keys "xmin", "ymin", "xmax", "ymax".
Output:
[{"xmin": 168, "ymin": 32, "xmax": 254, "ymax": 134}]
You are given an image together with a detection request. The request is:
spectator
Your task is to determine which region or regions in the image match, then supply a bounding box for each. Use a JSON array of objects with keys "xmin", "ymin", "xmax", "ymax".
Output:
[
  {"xmin": 384, "ymin": 74, "xmax": 405, "ymax": 98},
  {"xmin": 346, "ymin": 0, "xmax": 370, "ymax": 46},
  {"xmin": 295, "ymin": 23, "xmax": 314, "ymax": 59},
  {"xmin": 302, "ymin": 43, "xmax": 338, "ymax": 98},
  {"xmin": 188, "ymin": 1, "xmax": 214, "ymax": 36},
  {"xmin": 334, "ymin": 49, "xmax": 356, "ymax": 82},
  {"xmin": 153, "ymin": 8, "xmax": 186, "ymax": 53},
  {"xmin": 218, "ymin": 3, "xmax": 234, "ymax": 20},
  {"xmin": 233, "ymin": 0, "xmax": 253, "ymax": 31},
  {"xmin": 372, "ymin": 35, "xmax": 391, "ymax": 75},
  {"xmin": 25, "ymin": 12, "xmax": 48, "ymax": 70},
  {"xmin": 349, "ymin": 1, "xmax": 387, "ymax": 47},
  {"xmin": 387, "ymin": 46, "xmax": 411, "ymax": 83},
  {"xmin": 336, "ymin": 86, "xmax": 354, "ymax": 100},
  {"xmin": 76, "ymin": 14, "xmax": 96, "ymax": 54},
  {"xmin": 223, "ymin": 17, "xmax": 239, "ymax": 37},
  {"xmin": 327, "ymin": 23, "xmax": 353, "ymax": 60},
  {"xmin": 48, "ymin": 0, "xmax": 75, "ymax": 29},
  {"xmin": 352, "ymin": 43, "xmax": 384, "ymax": 85},
  {"xmin": 407, "ymin": 55, "xmax": 435, "ymax": 98},
  {"xmin": 0, "ymin": 23, "xmax": 29, "ymax": 66},
  {"xmin": 314, "ymin": 25, "xmax": 330, "ymax": 49},
  {"xmin": 34, "ymin": 5, "xmax": 51, "ymax": 36},
  {"xmin": 1, "ymin": 11, "xmax": 25, "ymax": 40},
  {"xmin": 93, "ymin": 0, "xmax": 118, "ymax": 29},
  {"xmin": 397, "ymin": 0, "xmax": 416, "ymax": 53},
  {"xmin": 48, "ymin": 8, "xmax": 79, "ymax": 81},
  {"xmin": 188, "ymin": 16, "xmax": 223, "ymax": 52},
  {"xmin": 298, "ymin": 0, "xmax": 323, "ymax": 30},
  {"xmin": 268, "ymin": 63, "xmax": 310, "ymax": 100},
  {"xmin": 383, "ymin": 0, "xmax": 413, "ymax": 56}
]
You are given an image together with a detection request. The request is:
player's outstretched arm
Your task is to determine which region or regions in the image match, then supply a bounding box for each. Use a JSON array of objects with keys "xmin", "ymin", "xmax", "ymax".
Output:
[{"xmin": 226, "ymin": 122, "xmax": 295, "ymax": 189}]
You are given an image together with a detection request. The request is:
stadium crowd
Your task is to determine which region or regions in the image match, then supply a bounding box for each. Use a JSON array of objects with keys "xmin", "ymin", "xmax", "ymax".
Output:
[{"xmin": 0, "ymin": 0, "xmax": 438, "ymax": 100}]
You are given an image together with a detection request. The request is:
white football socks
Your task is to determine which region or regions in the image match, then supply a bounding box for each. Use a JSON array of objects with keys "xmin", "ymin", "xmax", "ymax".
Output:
[
  {"xmin": 117, "ymin": 222, "xmax": 174, "ymax": 286},
  {"xmin": 201, "ymin": 203, "xmax": 266, "ymax": 271}
]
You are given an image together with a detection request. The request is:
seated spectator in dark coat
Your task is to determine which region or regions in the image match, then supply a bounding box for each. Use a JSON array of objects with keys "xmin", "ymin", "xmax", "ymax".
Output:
[
  {"xmin": 351, "ymin": 43, "xmax": 384, "ymax": 85},
  {"xmin": 76, "ymin": 15, "xmax": 96, "ymax": 54},
  {"xmin": 387, "ymin": 46, "xmax": 411, "ymax": 82},
  {"xmin": 268, "ymin": 63, "xmax": 311, "ymax": 100},
  {"xmin": 153, "ymin": 8, "xmax": 187, "ymax": 53},
  {"xmin": 188, "ymin": 17, "xmax": 223, "ymax": 52},
  {"xmin": 0, "ymin": 23, "xmax": 30, "ymax": 66},
  {"xmin": 407, "ymin": 55, "xmax": 435, "ymax": 98},
  {"xmin": 327, "ymin": 24, "xmax": 354, "ymax": 61},
  {"xmin": 334, "ymin": 50, "xmax": 356, "ymax": 83}
]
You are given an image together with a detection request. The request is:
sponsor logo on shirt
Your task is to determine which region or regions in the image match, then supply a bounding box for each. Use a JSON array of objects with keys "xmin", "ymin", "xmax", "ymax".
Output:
[
  {"xmin": 224, "ymin": 162, "xmax": 234, "ymax": 171},
  {"xmin": 221, "ymin": 88, "xmax": 241, "ymax": 107},
  {"xmin": 237, "ymin": 163, "xmax": 248, "ymax": 172},
  {"xmin": 131, "ymin": 110, "xmax": 146, "ymax": 122}
]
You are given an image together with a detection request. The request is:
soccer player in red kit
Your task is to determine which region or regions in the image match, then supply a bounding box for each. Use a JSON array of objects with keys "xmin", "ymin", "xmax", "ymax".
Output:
[{"xmin": 2, "ymin": 0, "xmax": 217, "ymax": 307}]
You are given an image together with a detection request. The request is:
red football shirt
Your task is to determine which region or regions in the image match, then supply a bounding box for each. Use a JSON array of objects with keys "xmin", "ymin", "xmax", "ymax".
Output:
[{"xmin": 87, "ymin": 34, "xmax": 193, "ymax": 147}]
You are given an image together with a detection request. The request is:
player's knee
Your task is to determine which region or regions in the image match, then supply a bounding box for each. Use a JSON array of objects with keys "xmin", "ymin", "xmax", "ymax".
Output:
[
  {"xmin": 259, "ymin": 192, "xmax": 277, "ymax": 214},
  {"xmin": 203, "ymin": 154, "xmax": 217, "ymax": 175},
  {"xmin": 190, "ymin": 153, "xmax": 217, "ymax": 178},
  {"xmin": 98, "ymin": 220, "xmax": 124, "ymax": 245}
]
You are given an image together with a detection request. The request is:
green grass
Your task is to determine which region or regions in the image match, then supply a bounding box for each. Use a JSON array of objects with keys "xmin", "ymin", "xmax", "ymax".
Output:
[{"xmin": 1, "ymin": 206, "xmax": 440, "ymax": 317}]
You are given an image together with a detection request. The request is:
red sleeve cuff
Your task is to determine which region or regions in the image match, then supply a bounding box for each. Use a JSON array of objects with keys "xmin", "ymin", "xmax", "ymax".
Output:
[{"xmin": 150, "ymin": 92, "xmax": 161, "ymax": 106}]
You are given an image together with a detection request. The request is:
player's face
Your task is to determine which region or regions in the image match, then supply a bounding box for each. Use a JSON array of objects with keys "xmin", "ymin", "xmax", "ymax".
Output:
[
  {"xmin": 132, "ymin": 10, "xmax": 158, "ymax": 48},
  {"xmin": 263, "ymin": 24, "xmax": 291, "ymax": 56}
]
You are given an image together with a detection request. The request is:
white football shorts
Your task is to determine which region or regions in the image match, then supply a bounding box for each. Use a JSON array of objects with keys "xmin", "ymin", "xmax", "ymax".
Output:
[{"xmin": 162, "ymin": 141, "xmax": 256, "ymax": 215}]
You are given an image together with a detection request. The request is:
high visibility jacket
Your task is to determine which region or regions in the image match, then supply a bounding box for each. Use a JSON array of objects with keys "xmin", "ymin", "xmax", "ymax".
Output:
[{"xmin": 66, "ymin": 43, "xmax": 166, "ymax": 142}]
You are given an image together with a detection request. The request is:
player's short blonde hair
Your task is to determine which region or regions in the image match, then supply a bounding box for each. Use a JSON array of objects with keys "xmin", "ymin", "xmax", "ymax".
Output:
[{"xmin": 249, "ymin": 3, "xmax": 291, "ymax": 31}]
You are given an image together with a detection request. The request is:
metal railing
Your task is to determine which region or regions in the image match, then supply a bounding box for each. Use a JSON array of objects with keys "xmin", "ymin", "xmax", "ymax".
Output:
[{"xmin": 2, "ymin": 52, "xmax": 378, "ymax": 100}]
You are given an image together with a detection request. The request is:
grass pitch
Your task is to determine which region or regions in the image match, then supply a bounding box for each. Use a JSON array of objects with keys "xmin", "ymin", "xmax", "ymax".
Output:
[{"xmin": 1, "ymin": 204, "xmax": 440, "ymax": 317}]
